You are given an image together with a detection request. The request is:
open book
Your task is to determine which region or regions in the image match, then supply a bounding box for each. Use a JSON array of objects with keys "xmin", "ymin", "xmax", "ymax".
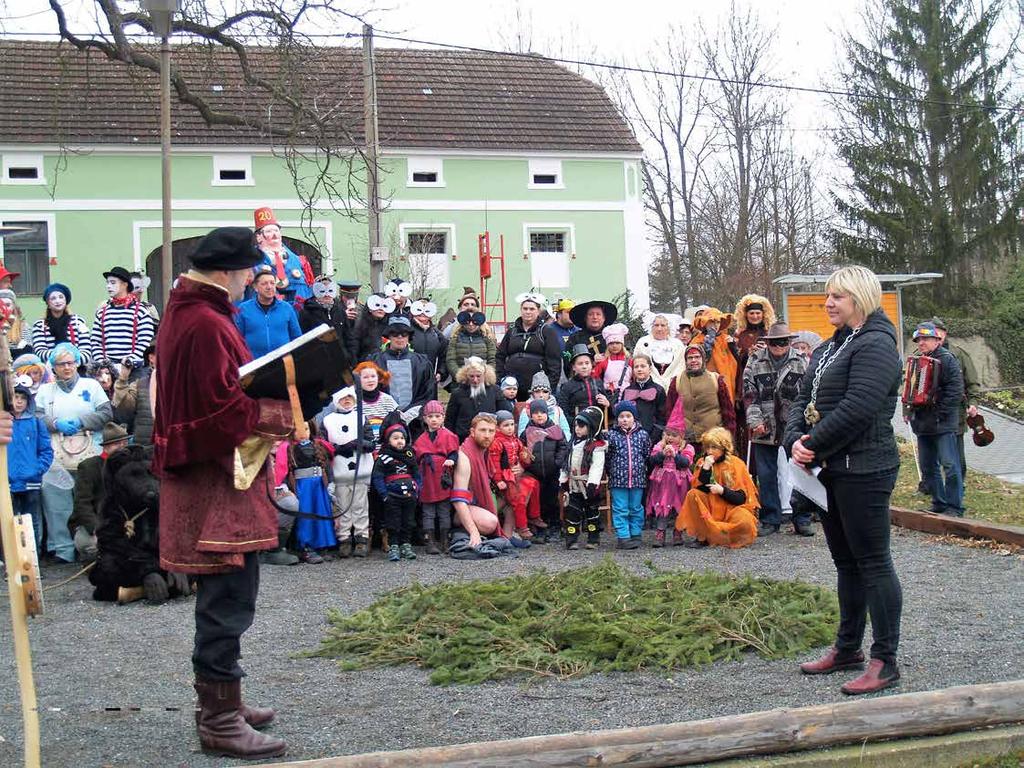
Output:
[{"xmin": 239, "ymin": 323, "xmax": 350, "ymax": 418}]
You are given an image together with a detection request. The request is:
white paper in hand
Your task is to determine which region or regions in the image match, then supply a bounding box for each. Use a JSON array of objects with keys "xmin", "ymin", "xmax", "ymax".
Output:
[{"xmin": 788, "ymin": 458, "xmax": 828, "ymax": 511}]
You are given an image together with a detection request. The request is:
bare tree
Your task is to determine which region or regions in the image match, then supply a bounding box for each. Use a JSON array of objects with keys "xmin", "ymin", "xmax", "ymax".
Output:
[{"xmin": 42, "ymin": 0, "xmax": 380, "ymax": 246}]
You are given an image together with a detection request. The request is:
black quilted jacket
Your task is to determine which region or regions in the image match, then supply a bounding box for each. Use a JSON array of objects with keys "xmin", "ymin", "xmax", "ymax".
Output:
[{"xmin": 783, "ymin": 309, "xmax": 901, "ymax": 475}]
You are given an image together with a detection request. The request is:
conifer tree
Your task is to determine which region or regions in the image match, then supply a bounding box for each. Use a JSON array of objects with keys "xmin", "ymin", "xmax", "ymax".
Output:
[{"xmin": 832, "ymin": 0, "xmax": 1022, "ymax": 310}]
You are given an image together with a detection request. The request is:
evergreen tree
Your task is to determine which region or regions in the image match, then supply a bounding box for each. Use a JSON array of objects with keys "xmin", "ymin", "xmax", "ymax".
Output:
[
  {"xmin": 648, "ymin": 250, "xmax": 684, "ymax": 313},
  {"xmin": 832, "ymin": 0, "xmax": 1022, "ymax": 310}
]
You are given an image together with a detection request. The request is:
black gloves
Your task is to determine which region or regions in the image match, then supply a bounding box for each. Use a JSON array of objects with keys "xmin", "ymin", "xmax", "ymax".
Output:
[
  {"xmin": 143, "ymin": 572, "xmax": 169, "ymax": 604},
  {"xmin": 676, "ymin": 453, "xmax": 691, "ymax": 470},
  {"xmin": 166, "ymin": 571, "xmax": 190, "ymax": 596},
  {"xmin": 586, "ymin": 482, "xmax": 601, "ymax": 500}
]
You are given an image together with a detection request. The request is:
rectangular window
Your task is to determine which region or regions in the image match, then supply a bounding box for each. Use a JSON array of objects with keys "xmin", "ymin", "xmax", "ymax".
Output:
[
  {"xmin": 526, "ymin": 228, "xmax": 570, "ymax": 287},
  {"xmin": 2, "ymin": 154, "xmax": 45, "ymax": 185},
  {"xmin": 405, "ymin": 229, "xmax": 450, "ymax": 289},
  {"xmin": 0, "ymin": 220, "xmax": 50, "ymax": 294},
  {"xmin": 528, "ymin": 158, "xmax": 563, "ymax": 189},
  {"xmin": 406, "ymin": 157, "xmax": 445, "ymax": 187},
  {"xmin": 212, "ymin": 154, "xmax": 253, "ymax": 186}
]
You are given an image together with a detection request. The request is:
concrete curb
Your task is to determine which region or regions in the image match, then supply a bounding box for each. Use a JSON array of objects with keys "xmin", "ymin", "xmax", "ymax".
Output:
[{"xmin": 701, "ymin": 724, "xmax": 1024, "ymax": 767}]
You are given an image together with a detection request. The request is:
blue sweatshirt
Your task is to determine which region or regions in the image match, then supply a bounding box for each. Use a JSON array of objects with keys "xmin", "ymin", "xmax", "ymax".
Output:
[
  {"xmin": 235, "ymin": 297, "xmax": 302, "ymax": 360},
  {"xmin": 9, "ymin": 397, "xmax": 54, "ymax": 492}
]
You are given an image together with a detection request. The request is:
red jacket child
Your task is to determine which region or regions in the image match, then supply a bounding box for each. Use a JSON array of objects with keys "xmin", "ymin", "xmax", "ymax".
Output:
[{"xmin": 488, "ymin": 411, "xmax": 539, "ymax": 536}]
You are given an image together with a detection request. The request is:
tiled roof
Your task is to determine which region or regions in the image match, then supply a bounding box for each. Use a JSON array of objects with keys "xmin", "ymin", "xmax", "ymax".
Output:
[{"xmin": 0, "ymin": 41, "xmax": 640, "ymax": 153}]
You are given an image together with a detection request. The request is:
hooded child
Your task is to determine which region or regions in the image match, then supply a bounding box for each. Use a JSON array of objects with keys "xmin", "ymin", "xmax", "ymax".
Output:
[
  {"xmin": 646, "ymin": 398, "xmax": 695, "ymax": 547},
  {"xmin": 322, "ymin": 386, "xmax": 376, "ymax": 558},
  {"xmin": 520, "ymin": 397, "xmax": 568, "ymax": 543},
  {"xmin": 371, "ymin": 414, "xmax": 422, "ymax": 562},
  {"xmin": 559, "ymin": 406, "xmax": 607, "ymax": 550},
  {"xmin": 413, "ymin": 400, "xmax": 460, "ymax": 554},
  {"xmin": 488, "ymin": 409, "xmax": 539, "ymax": 543}
]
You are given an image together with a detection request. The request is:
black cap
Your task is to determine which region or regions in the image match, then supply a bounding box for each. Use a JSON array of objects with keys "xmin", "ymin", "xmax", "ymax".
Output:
[
  {"xmin": 103, "ymin": 266, "xmax": 133, "ymax": 284},
  {"xmin": 189, "ymin": 227, "xmax": 262, "ymax": 271}
]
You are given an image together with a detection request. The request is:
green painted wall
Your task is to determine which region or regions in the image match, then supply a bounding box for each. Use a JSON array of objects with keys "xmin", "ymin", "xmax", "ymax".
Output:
[{"xmin": 1, "ymin": 149, "xmax": 639, "ymax": 324}]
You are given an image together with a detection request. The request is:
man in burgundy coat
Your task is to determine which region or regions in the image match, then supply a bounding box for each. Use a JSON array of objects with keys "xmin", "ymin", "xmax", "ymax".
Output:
[{"xmin": 155, "ymin": 227, "xmax": 292, "ymax": 760}]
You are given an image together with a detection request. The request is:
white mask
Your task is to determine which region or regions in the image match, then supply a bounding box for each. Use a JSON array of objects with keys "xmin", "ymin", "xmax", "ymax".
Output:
[
  {"xmin": 106, "ymin": 277, "xmax": 125, "ymax": 297},
  {"xmin": 47, "ymin": 292, "xmax": 67, "ymax": 314}
]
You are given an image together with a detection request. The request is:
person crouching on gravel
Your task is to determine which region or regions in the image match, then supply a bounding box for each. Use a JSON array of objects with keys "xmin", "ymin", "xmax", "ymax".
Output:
[
  {"xmin": 605, "ymin": 400, "xmax": 652, "ymax": 549},
  {"xmin": 674, "ymin": 427, "xmax": 758, "ymax": 549},
  {"xmin": 559, "ymin": 406, "xmax": 607, "ymax": 550},
  {"xmin": 413, "ymin": 400, "xmax": 459, "ymax": 554},
  {"xmin": 488, "ymin": 409, "xmax": 537, "ymax": 545},
  {"xmin": 371, "ymin": 416, "xmax": 421, "ymax": 562}
]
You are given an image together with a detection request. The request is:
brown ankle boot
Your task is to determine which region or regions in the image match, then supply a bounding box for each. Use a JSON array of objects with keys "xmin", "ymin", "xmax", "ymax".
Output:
[
  {"xmin": 800, "ymin": 647, "xmax": 865, "ymax": 675},
  {"xmin": 239, "ymin": 702, "xmax": 275, "ymax": 730},
  {"xmin": 424, "ymin": 532, "xmax": 440, "ymax": 555},
  {"xmin": 840, "ymin": 659, "xmax": 900, "ymax": 695},
  {"xmin": 194, "ymin": 678, "xmax": 286, "ymax": 759}
]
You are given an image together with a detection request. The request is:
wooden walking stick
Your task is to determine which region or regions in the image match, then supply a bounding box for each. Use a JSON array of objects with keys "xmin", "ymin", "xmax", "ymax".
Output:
[{"xmin": 0, "ymin": 299, "xmax": 42, "ymax": 768}]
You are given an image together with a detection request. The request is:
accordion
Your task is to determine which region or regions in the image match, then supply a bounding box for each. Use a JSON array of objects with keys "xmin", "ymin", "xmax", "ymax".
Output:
[{"xmin": 902, "ymin": 355, "xmax": 941, "ymax": 408}]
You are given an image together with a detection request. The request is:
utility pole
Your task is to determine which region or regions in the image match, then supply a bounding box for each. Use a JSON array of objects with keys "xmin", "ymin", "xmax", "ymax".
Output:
[{"xmin": 363, "ymin": 23, "xmax": 384, "ymax": 293}]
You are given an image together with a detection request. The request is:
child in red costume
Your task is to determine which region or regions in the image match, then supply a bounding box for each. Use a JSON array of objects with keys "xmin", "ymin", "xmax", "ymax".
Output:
[
  {"xmin": 413, "ymin": 400, "xmax": 460, "ymax": 554},
  {"xmin": 488, "ymin": 410, "xmax": 539, "ymax": 541}
]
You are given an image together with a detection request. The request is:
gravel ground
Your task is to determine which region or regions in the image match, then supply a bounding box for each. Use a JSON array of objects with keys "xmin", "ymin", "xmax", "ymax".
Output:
[{"xmin": 1, "ymin": 527, "xmax": 1021, "ymax": 767}]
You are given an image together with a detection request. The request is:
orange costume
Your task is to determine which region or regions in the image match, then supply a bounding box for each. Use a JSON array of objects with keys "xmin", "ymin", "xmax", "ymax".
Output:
[
  {"xmin": 675, "ymin": 452, "xmax": 759, "ymax": 548},
  {"xmin": 690, "ymin": 308, "xmax": 739, "ymax": 402}
]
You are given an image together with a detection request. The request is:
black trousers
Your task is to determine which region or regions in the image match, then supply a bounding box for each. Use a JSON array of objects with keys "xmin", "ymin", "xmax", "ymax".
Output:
[
  {"xmin": 564, "ymin": 492, "xmax": 600, "ymax": 545},
  {"xmin": 193, "ymin": 551, "xmax": 259, "ymax": 681},
  {"xmin": 819, "ymin": 469, "xmax": 902, "ymax": 664},
  {"xmin": 538, "ymin": 476, "xmax": 561, "ymax": 528},
  {"xmin": 383, "ymin": 495, "xmax": 417, "ymax": 545}
]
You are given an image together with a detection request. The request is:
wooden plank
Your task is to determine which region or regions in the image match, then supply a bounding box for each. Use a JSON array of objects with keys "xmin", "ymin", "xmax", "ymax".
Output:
[
  {"xmin": 890, "ymin": 505, "xmax": 1024, "ymax": 547},
  {"xmin": 259, "ymin": 680, "xmax": 1024, "ymax": 768}
]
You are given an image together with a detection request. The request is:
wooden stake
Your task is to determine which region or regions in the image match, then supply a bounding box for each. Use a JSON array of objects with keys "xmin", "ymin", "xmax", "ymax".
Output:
[
  {"xmin": 890, "ymin": 505, "xmax": 1024, "ymax": 547},
  {"xmin": 256, "ymin": 680, "xmax": 1024, "ymax": 768}
]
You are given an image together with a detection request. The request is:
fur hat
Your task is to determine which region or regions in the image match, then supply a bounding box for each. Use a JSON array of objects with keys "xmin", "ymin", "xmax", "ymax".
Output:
[
  {"xmin": 495, "ymin": 409, "xmax": 515, "ymax": 425},
  {"xmin": 735, "ymin": 294, "xmax": 776, "ymax": 331},
  {"xmin": 575, "ymin": 406, "xmax": 604, "ymax": 435},
  {"xmin": 602, "ymin": 323, "xmax": 628, "ymax": 345},
  {"xmin": 529, "ymin": 399, "xmax": 549, "ymax": 415},
  {"xmin": 531, "ymin": 371, "xmax": 551, "ymax": 391},
  {"xmin": 613, "ymin": 400, "xmax": 638, "ymax": 419}
]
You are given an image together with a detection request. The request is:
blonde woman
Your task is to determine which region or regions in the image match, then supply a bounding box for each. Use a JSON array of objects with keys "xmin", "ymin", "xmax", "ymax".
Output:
[{"xmin": 784, "ymin": 265, "xmax": 903, "ymax": 696}]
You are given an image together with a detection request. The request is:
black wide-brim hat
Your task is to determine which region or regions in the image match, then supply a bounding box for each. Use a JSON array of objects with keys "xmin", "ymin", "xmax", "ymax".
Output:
[
  {"xmin": 570, "ymin": 300, "xmax": 617, "ymax": 329},
  {"xmin": 102, "ymin": 266, "xmax": 133, "ymax": 284},
  {"xmin": 188, "ymin": 227, "xmax": 263, "ymax": 271}
]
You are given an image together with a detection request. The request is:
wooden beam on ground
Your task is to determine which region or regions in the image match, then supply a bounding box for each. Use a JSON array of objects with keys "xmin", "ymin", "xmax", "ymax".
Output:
[
  {"xmin": 260, "ymin": 679, "xmax": 1024, "ymax": 768},
  {"xmin": 890, "ymin": 505, "xmax": 1024, "ymax": 547}
]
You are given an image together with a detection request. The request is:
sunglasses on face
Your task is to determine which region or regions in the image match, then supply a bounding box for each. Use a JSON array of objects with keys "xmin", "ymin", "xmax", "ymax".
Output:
[{"xmin": 767, "ymin": 339, "xmax": 791, "ymax": 348}]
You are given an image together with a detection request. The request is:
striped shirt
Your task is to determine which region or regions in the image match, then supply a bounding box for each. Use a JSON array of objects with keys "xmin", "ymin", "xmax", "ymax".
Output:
[
  {"xmin": 94, "ymin": 300, "xmax": 156, "ymax": 364},
  {"xmin": 31, "ymin": 315, "xmax": 94, "ymax": 364}
]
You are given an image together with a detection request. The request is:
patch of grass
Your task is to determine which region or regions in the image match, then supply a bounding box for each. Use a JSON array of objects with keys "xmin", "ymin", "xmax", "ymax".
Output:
[
  {"xmin": 311, "ymin": 559, "xmax": 838, "ymax": 685},
  {"xmin": 893, "ymin": 440, "xmax": 1024, "ymax": 527},
  {"xmin": 980, "ymin": 391, "xmax": 1024, "ymax": 422},
  {"xmin": 954, "ymin": 749, "xmax": 1024, "ymax": 768}
]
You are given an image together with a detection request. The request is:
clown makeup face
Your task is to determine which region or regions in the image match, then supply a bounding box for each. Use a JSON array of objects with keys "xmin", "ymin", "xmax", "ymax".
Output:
[
  {"xmin": 106, "ymin": 276, "xmax": 129, "ymax": 299},
  {"xmin": 47, "ymin": 291, "xmax": 68, "ymax": 315},
  {"xmin": 586, "ymin": 307, "xmax": 605, "ymax": 331},
  {"xmin": 424, "ymin": 411, "xmax": 444, "ymax": 432},
  {"xmin": 359, "ymin": 367, "xmax": 379, "ymax": 392},
  {"xmin": 256, "ymin": 224, "xmax": 282, "ymax": 252}
]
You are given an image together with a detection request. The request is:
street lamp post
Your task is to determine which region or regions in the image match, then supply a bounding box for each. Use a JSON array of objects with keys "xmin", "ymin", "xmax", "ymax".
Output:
[{"xmin": 143, "ymin": 0, "xmax": 178, "ymax": 307}]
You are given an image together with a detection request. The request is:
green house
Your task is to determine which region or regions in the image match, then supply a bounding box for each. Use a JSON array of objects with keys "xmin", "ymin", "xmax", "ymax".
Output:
[{"xmin": 0, "ymin": 41, "xmax": 645, "ymax": 323}]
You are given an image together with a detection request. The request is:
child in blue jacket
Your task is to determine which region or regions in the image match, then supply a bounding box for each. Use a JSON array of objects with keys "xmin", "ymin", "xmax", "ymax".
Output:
[
  {"xmin": 8, "ymin": 379, "xmax": 54, "ymax": 549},
  {"xmin": 605, "ymin": 400, "xmax": 651, "ymax": 549}
]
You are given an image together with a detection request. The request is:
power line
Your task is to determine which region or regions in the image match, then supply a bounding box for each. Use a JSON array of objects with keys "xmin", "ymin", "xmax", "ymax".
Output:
[{"xmin": 2, "ymin": 26, "xmax": 1021, "ymax": 116}]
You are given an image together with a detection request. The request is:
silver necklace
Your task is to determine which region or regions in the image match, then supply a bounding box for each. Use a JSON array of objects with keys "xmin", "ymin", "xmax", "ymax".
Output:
[{"xmin": 804, "ymin": 326, "xmax": 861, "ymax": 425}]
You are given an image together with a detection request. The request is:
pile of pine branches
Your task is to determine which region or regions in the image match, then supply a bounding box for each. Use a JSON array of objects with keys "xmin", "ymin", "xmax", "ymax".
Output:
[{"xmin": 311, "ymin": 559, "xmax": 838, "ymax": 685}]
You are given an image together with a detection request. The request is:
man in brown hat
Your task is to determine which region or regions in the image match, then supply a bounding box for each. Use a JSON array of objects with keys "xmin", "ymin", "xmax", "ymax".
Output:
[
  {"xmin": 742, "ymin": 322, "xmax": 812, "ymax": 536},
  {"xmin": 69, "ymin": 422, "xmax": 131, "ymax": 562}
]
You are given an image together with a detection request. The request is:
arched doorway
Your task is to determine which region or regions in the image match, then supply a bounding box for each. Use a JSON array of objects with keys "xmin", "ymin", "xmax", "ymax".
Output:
[{"xmin": 145, "ymin": 235, "xmax": 325, "ymax": 307}]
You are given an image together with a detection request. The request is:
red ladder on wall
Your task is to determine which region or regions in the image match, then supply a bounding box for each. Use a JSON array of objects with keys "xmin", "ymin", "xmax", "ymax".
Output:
[{"xmin": 478, "ymin": 232, "xmax": 508, "ymax": 333}]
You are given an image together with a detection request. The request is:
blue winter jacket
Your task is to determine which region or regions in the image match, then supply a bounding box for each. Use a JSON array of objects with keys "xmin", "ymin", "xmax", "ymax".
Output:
[
  {"xmin": 235, "ymin": 297, "xmax": 302, "ymax": 360},
  {"xmin": 605, "ymin": 425, "xmax": 652, "ymax": 489},
  {"xmin": 9, "ymin": 400, "xmax": 54, "ymax": 492}
]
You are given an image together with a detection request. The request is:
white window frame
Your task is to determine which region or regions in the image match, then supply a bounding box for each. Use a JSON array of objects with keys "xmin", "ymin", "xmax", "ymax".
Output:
[
  {"xmin": 399, "ymin": 223, "xmax": 454, "ymax": 290},
  {"xmin": 2, "ymin": 153, "xmax": 46, "ymax": 186},
  {"xmin": 527, "ymin": 158, "xmax": 563, "ymax": 190},
  {"xmin": 211, "ymin": 154, "xmax": 254, "ymax": 186},
  {"xmin": 523, "ymin": 223, "xmax": 574, "ymax": 288},
  {"xmin": 406, "ymin": 156, "xmax": 445, "ymax": 188}
]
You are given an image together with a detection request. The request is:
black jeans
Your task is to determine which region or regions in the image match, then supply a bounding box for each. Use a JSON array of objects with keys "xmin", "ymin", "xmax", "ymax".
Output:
[
  {"xmin": 383, "ymin": 495, "xmax": 417, "ymax": 545},
  {"xmin": 538, "ymin": 476, "xmax": 561, "ymax": 528},
  {"xmin": 819, "ymin": 468, "xmax": 901, "ymax": 664},
  {"xmin": 193, "ymin": 552, "xmax": 259, "ymax": 681}
]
